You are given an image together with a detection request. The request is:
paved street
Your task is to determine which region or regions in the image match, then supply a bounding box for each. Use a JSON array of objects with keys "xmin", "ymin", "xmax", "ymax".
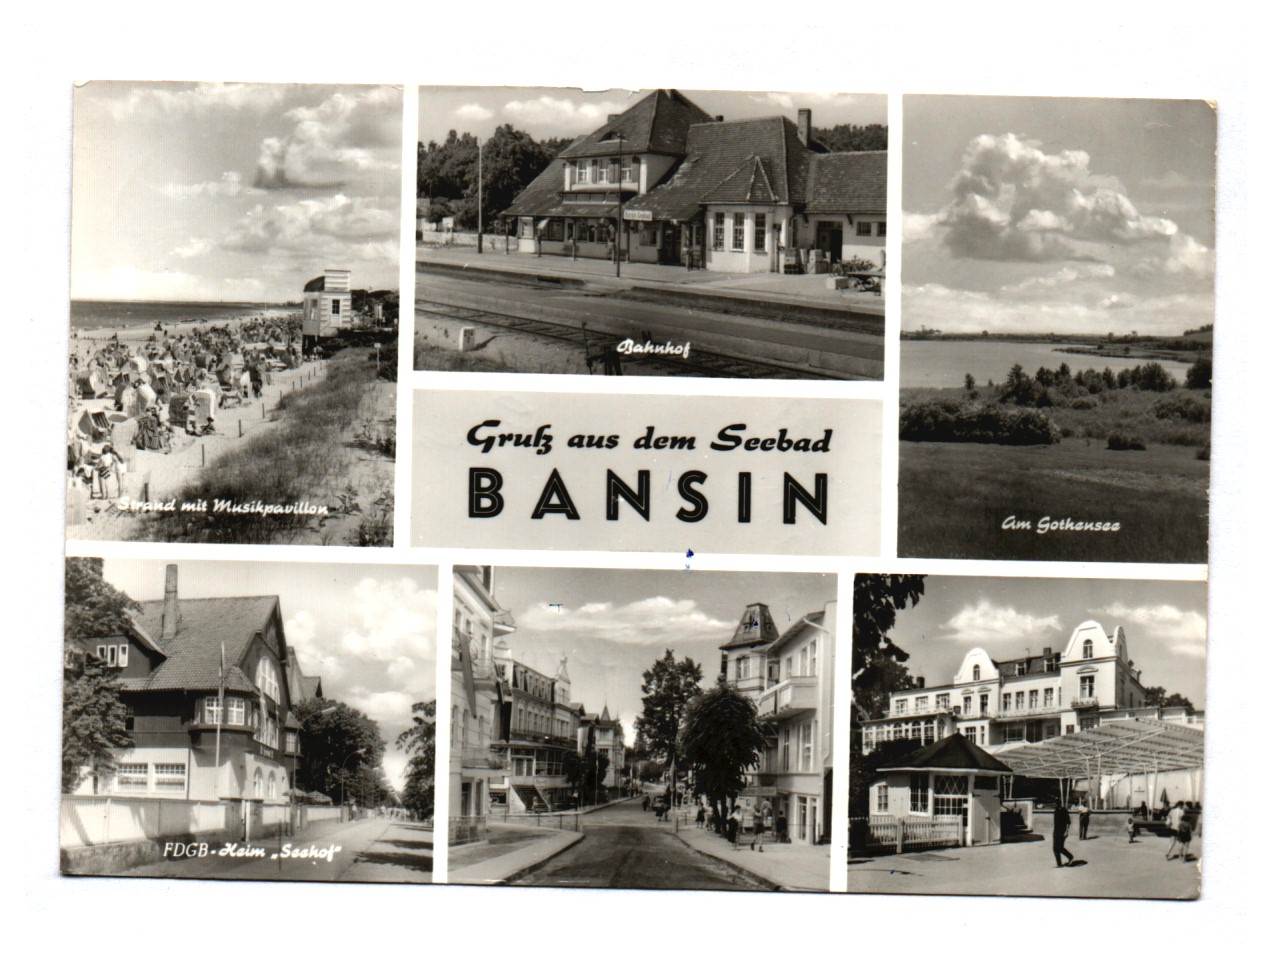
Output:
[
  {"xmin": 416, "ymin": 269, "xmax": 884, "ymax": 378},
  {"xmin": 121, "ymin": 816, "xmax": 432, "ymax": 883},
  {"xmin": 509, "ymin": 799, "xmax": 770, "ymax": 891}
]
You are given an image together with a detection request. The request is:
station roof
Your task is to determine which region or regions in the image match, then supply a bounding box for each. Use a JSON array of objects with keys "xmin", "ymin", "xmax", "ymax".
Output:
[{"xmin": 994, "ymin": 718, "xmax": 1204, "ymax": 780}]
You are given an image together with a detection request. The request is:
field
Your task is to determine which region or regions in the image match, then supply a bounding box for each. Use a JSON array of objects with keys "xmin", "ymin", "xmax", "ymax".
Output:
[{"xmin": 898, "ymin": 437, "xmax": 1209, "ymax": 562}]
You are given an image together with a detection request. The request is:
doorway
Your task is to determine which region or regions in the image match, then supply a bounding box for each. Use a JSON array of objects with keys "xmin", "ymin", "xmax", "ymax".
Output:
[{"xmin": 815, "ymin": 220, "xmax": 843, "ymax": 263}]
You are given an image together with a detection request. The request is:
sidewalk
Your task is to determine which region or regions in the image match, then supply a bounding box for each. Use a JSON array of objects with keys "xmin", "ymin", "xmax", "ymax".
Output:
[
  {"xmin": 673, "ymin": 825, "xmax": 831, "ymax": 892},
  {"xmin": 416, "ymin": 245, "xmax": 883, "ymax": 314},
  {"xmin": 448, "ymin": 822, "xmax": 583, "ymax": 885}
]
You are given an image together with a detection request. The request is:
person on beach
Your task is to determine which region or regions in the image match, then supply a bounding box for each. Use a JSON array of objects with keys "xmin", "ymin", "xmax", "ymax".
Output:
[{"xmin": 1053, "ymin": 803, "xmax": 1075, "ymax": 867}]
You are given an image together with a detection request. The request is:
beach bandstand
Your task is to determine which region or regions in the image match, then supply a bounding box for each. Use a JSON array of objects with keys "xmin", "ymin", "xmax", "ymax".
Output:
[{"xmin": 301, "ymin": 269, "xmax": 352, "ymax": 352}]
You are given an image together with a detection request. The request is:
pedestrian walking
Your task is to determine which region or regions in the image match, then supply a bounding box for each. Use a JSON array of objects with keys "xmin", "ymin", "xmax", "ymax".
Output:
[
  {"xmin": 1078, "ymin": 800, "xmax": 1091, "ymax": 840},
  {"xmin": 1053, "ymin": 803, "xmax": 1075, "ymax": 867},
  {"xmin": 1165, "ymin": 801, "xmax": 1188, "ymax": 860},
  {"xmin": 752, "ymin": 804, "xmax": 767, "ymax": 852},
  {"xmin": 1126, "ymin": 812, "xmax": 1138, "ymax": 843},
  {"xmin": 695, "ymin": 804, "xmax": 705, "ymax": 828},
  {"xmin": 727, "ymin": 805, "xmax": 741, "ymax": 847},
  {"xmin": 642, "ymin": 795, "xmax": 650, "ymax": 812},
  {"xmin": 775, "ymin": 808, "xmax": 788, "ymax": 843}
]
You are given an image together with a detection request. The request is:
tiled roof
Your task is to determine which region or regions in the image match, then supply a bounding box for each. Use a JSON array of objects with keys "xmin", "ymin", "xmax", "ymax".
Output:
[
  {"xmin": 630, "ymin": 116, "xmax": 806, "ymax": 221},
  {"xmin": 502, "ymin": 160, "xmax": 569, "ymax": 218},
  {"xmin": 124, "ymin": 596, "xmax": 280, "ymax": 693},
  {"xmin": 557, "ymin": 89, "xmax": 715, "ymax": 159},
  {"xmin": 883, "ymin": 732, "xmax": 1013, "ymax": 774},
  {"xmin": 804, "ymin": 150, "xmax": 887, "ymax": 214},
  {"xmin": 767, "ymin": 610, "xmax": 828, "ymax": 654},
  {"xmin": 704, "ymin": 156, "xmax": 778, "ymax": 204}
]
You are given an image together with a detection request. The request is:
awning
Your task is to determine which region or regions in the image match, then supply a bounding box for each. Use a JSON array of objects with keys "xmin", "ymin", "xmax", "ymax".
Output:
[{"xmin": 994, "ymin": 718, "xmax": 1204, "ymax": 780}]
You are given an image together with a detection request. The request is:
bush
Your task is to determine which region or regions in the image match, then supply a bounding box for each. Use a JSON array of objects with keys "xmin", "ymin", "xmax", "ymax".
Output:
[
  {"xmin": 1070, "ymin": 397, "xmax": 1098, "ymax": 410},
  {"xmin": 1107, "ymin": 432, "xmax": 1147, "ymax": 451},
  {"xmin": 1153, "ymin": 394, "xmax": 1210, "ymax": 423},
  {"xmin": 1195, "ymin": 445, "xmax": 1210, "ymax": 461},
  {"xmin": 900, "ymin": 401, "xmax": 1061, "ymax": 445},
  {"xmin": 1185, "ymin": 357, "xmax": 1212, "ymax": 390}
]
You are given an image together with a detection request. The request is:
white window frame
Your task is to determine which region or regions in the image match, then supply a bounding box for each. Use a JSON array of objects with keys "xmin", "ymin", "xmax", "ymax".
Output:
[
  {"xmin": 153, "ymin": 763, "xmax": 186, "ymax": 791},
  {"xmin": 712, "ymin": 211, "xmax": 725, "ymax": 251},
  {"xmin": 910, "ymin": 775, "xmax": 929, "ymax": 814},
  {"xmin": 754, "ymin": 213, "xmax": 767, "ymax": 253},
  {"xmin": 227, "ymin": 696, "xmax": 246, "ymax": 726},
  {"xmin": 876, "ymin": 784, "xmax": 888, "ymax": 814},
  {"xmin": 731, "ymin": 212, "xmax": 746, "ymax": 251},
  {"xmin": 116, "ymin": 763, "xmax": 149, "ymax": 791}
]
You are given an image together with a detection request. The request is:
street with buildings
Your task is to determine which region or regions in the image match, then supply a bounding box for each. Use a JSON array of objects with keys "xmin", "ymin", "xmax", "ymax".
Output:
[{"xmin": 448, "ymin": 566, "xmax": 835, "ymax": 891}]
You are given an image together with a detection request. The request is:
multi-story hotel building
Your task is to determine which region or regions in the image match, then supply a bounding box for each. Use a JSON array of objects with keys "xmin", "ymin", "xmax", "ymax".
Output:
[
  {"xmin": 860, "ymin": 620, "xmax": 1203, "ymax": 756},
  {"xmin": 70, "ymin": 564, "xmax": 305, "ymax": 804},
  {"xmin": 503, "ymin": 89, "xmax": 886, "ymax": 274},
  {"xmin": 494, "ymin": 655, "xmax": 582, "ymax": 812},
  {"xmin": 720, "ymin": 600, "xmax": 836, "ymax": 845}
]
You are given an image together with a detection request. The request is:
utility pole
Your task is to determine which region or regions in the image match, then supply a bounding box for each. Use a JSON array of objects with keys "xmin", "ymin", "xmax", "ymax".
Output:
[
  {"xmin": 615, "ymin": 133, "xmax": 623, "ymax": 278},
  {"xmin": 476, "ymin": 140, "xmax": 483, "ymax": 255}
]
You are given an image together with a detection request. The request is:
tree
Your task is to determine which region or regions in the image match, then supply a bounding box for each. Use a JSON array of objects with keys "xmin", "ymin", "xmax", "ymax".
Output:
[
  {"xmin": 62, "ymin": 558, "xmax": 137, "ymax": 793},
  {"xmin": 812, "ymin": 123, "xmax": 888, "ymax": 152},
  {"xmin": 1185, "ymin": 356, "xmax": 1212, "ymax": 391},
  {"xmin": 1143, "ymin": 686, "xmax": 1197, "ymax": 712},
  {"xmin": 633, "ymin": 650, "xmax": 704, "ymax": 769},
  {"xmin": 396, "ymin": 700, "xmax": 436, "ymax": 820},
  {"xmin": 681, "ymin": 685, "xmax": 766, "ymax": 828},
  {"xmin": 851, "ymin": 575, "xmax": 925, "ymax": 723},
  {"xmin": 294, "ymin": 698, "xmax": 386, "ymax": 803}
]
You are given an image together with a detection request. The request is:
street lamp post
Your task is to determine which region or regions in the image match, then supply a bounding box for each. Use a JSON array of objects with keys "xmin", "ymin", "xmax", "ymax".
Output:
[
  {"xmin": 615, "ymin": 133, "xmax": 623, "ymax": 278},
  {"xmin": 476, "ymin": 140, "xmax": 483, "ymax": 255}
]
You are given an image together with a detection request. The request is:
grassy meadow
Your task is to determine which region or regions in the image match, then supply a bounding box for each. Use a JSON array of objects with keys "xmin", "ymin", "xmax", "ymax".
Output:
[{"xmin": 897, "ymin": 364, "xmax": 1211, "ymax": 563}]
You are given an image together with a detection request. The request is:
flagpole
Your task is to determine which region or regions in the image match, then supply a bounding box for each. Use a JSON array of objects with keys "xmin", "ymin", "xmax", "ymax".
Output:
[{"xmin": 214, "ymin": 640, "xmax": 225, "ymax": 800}]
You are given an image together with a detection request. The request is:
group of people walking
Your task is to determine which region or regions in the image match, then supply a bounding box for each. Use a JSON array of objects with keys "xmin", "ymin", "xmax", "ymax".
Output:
[{"xmin": 1053, "ymin": 798, "xmax": 1199, "ymax": 867}]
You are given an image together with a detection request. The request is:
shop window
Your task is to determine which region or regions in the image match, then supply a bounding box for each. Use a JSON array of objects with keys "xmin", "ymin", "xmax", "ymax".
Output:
[
  {"xmin": 732, "ymin": 212, "xmax": 745, "ymax": 251},
  {"xmin": 712, "ymin": 212, "xmax": 725, "ymax": 250}
]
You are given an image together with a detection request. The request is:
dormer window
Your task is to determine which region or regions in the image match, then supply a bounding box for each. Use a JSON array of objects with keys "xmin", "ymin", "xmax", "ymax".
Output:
[
  {"xmin": 1016, "ymin": 663, "xmax": 1026, "ymax": 676},
  {"xmin": 972, "ymin": 664, "xmax": 980, "ymax": 681},
  {"xmin": 1082, "ymin": 639, "xmax": 1094, "ymax": 660},
  {"xmin": 95, "ymin": 642, "xmax": 129, "ymax": 668}
]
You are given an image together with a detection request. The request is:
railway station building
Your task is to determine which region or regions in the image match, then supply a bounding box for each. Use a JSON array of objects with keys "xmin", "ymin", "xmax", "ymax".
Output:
[{"xmin": 502, "ymin": 89, "xmax": 886, "ymax": 275}]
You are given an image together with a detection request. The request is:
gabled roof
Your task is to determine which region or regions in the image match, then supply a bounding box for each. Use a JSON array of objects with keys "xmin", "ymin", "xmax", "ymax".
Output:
[
  {"xmin": 804, "ymin": 150, "xmax": 886, "ymax": 214},
  {"xmin": 766, "ymin": 610, "xmax": 827, "ymax": 655},
  {"xmin": 301, "ymin": 675, "xmax": 323, "ymax": 701},
  {"xmin": 629, "ymin": 116, "xmax": 808, "ymax": 221},
  {"xmin": 557, "ymin": 89, "xmax": 714, "ymax": 159},
  {"xmin": 125, "ymin": 596, "xmax": 280, "ymax": 693},
  {"xmin": 502, "ymin": 159, "xmax": 571, "ymax": 218},
  {"xmin": 880, "ymin": 732, "xmax": 1013, "ymax": 775},
  {"xmin": 704, "ymin": 156, "xmax": 778, "ymax": 204}
]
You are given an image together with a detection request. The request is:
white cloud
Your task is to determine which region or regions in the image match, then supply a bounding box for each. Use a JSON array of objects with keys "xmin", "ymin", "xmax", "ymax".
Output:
[
  {"xmin": 172, "ymin": 237, "xmax": 214, "ymax": 259},
  {"xmin": 999, "ymin": 263, "xmax": 1116, "ymax": 294},
  {"xmin": 221, "ymin": 195, "xmax": 398, "ymax": 254},
  {"xmin": 159, "ymin": 171, "xmax": 253, "ymax": 200},
  {"xmin": 941, "ymin": 600, "xmax": 1063, "ymax": 643},
  {"xmin": 1099, "ymin": 603, "xmax": 1207, "ymax": 659},
  {"xmin": 454, "ymin": 103, "xmax": 494, "ymax": 122},
  {"xmin": 254, "ymin": 87, "xmax": 400, "ymax": 190},
  {"xmin": 104, "ymin": 82, "xmax": 286, "ymax": 120},
  {"xmin": 503, "ymin": 96, "xmax": 631, "ymax": 131},
  {"xmin": 518, "ymin": 596, "xmax": 733, "ymax": 648},
  {"xmin": 920, "ymin": 132, "xmax": 1180, "ymax": 263},
  {"xmin": 1134, "ymin": 233, "xmax": 1215, "ymax": 278}
]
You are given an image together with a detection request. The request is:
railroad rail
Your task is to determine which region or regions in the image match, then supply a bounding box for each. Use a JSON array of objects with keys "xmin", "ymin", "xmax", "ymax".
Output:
[{"xmin": 416, "ymin": 298, "xmax": 836, "ymax": 380}]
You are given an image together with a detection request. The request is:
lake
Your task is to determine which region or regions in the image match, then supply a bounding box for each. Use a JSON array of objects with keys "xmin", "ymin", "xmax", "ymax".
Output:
[{"xmin": 901, "ymin": 340, "xmax": 1193, "ymax": 389}]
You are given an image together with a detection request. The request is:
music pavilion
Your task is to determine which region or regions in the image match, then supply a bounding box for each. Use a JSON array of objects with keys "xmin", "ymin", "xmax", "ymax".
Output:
[{"xmin": 502, "ymin": 89, "xmax": 886, "ymax": 274}]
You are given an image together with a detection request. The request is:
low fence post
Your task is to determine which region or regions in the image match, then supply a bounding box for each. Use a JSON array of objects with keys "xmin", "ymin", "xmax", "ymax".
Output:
[{"xmin": 896, "ymin": 820, "xmax": 904, "ymax": 854}]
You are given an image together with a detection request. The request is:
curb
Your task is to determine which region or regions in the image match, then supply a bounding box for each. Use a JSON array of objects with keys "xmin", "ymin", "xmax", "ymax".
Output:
[
  {"xmin": 494, "ymin": 830, "xmax": 586, "ymax": 885},
  {"xmin": 670, "ymin": 829, "xmax": 785, "ymax": 891}
]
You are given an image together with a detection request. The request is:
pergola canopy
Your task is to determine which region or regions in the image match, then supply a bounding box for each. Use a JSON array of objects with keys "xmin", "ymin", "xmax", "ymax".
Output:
[{"xmin": 995, "ymin": 719, "xmax": 1203, "ymax": 780}]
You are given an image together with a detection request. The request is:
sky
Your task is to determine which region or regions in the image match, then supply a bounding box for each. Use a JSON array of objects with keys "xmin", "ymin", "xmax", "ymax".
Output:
[
  {"xmin": 419, "ymin": 87, "xmax": 886, "ymax": 145},
  {"xmin": 902, "ymin": 95, "xmax": 1216, "ymax": 336},
  {"xmin": 100, "ymin": 558, "xmax": 436, "ymax": 792},
  {"xmin": 72, "ymin": 82, "xmax": 402, "ymax": 303},
  {"xmin": 877, "ymin": 574, "xmax": 1207, "ymax": 703},
  {"xmin": 486, "ymin": 566, "xmax": 837, "ymax": 746}
]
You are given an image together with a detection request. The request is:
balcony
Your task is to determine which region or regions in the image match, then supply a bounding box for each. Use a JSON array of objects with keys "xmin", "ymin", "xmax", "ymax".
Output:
[
  {"xmin": 1071, "ymin": 696, "xmax": 1100, "ymax": 710},
  {"xmin": 460, "ymin": 745, "xmax": 507, "ymax": 772},
  {"xmin": 756, "ymin": 676, "xmax": 818, "ymax": 721},
  {"xmin": 996, "ymin": 705, "xmax": 1061, "ymax": 719}
]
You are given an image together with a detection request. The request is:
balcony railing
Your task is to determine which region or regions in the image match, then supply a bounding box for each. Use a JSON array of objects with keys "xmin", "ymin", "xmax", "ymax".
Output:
[
  {"xmin": 460, "ymin": 746, "xmax": 507, "ymax": 771},
  {"xmin": 997, "ymin": 704, "xmax": 1061, "ymax": 719},
  {"xmin": 756, "ymin": 676, "xmax": 818, "ymax": 721},
  {"xmin": 1071, "ymin": 696, "xmax": 1100, "ymax": 710}
]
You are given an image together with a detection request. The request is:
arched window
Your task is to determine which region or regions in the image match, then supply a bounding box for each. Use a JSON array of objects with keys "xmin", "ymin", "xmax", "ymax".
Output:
[
  {"xmin": 972, "ymin": 664, "xmax": 980, "ymax": 681},
  {"xmin": 253, "ymin": 768, "xmax": 263, "ymax": 798},
  {"xmin": 1082, "ymin": 639, "xmax": 1094, "ymax": 660}
]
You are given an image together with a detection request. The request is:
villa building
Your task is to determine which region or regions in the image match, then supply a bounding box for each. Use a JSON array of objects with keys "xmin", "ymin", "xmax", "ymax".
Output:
[
  {"xmin": 70, "ymin": 564, "xmax": 304, "ymax": 804},
  {"xmin": 578, "ymin": 705, "xmax": 626, "ymax": 791},
  {"xmin": 720, "ymin": 600, "xmax": 836, "ymax": 845},
  {"xmin": 860, "ymin": 620, "xmax": 1204, "ymax": 756},
  {"xmin": 502, "ymin": 89, "xmax": 886, "ymax": 275}
]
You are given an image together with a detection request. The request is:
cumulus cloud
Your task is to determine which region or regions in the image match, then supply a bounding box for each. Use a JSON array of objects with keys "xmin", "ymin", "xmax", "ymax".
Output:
[
  {"xmin": 220, "ymin": 195, "xmax": 397, "ymax": 254},
  {"xmin": 503, "ymin": 96, "xmax": 631, "ymax": 131},
  {"xmin": 1099, "ymin": 602, "xmax": 1207, "ymax": 658},
  {"xmin": 454, "ymin": 103, "xmax": 494, "ymax": 122},
  {"xmin": 104, "ymin": 82, "xmax": 285, "ymax": 120},
  {"xmin": 920, "ymin": 132, "xmax": 1180, "ymax": 262},
  {"xmin": 999, "ymin": 263, "xmax": 1116, "ymax": 294},
  {"xmin": 159, "ymin": 171, "xmax": 254, "ymax": 200},
  {"xmin": 941, "ymin": 600, "xmax": 1063, "ymax": 643},
  {"xmin": 254, "ymin": 86, "xmax": 399, "ymax": 190},
  {"xmin": 1133, "ymin": 232, "xmax": 1215, "ymax": 278},
  {"xmin": 172, "ymin": 237, "xmax": 214, "ymax": 259},
  {"xmin": 518, "ymin": 596, "xmax": 733, "ymax": 648}
]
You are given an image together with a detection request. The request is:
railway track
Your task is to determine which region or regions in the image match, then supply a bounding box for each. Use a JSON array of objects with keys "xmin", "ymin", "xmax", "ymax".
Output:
[{"xmin": 416, "ymin": 298, "xmax": 834, "ymax": 380}]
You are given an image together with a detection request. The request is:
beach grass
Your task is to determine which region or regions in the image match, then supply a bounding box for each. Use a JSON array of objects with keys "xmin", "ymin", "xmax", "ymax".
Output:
[{"xmin": 140, "ymin": 350, "xmax": 392, "ymax": 545}]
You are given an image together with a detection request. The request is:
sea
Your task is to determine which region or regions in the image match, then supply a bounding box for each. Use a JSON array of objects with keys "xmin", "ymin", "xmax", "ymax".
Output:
[
  {"xmin": 70, "ymin": 300, "xmax": 292, "ymax": 332},
  {"xmin": 901, "ymin": 339, "xmax": 1193, "ymax": 389}
]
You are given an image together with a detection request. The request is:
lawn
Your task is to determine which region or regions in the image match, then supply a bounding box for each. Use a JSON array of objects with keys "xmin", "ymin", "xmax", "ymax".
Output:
[{"xmin": 898, "ymin": 437, "xmax": 1210, "ymax": 562}]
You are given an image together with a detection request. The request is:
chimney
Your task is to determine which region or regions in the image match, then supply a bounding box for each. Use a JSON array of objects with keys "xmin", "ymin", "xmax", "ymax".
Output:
[
  {"xmin": 797, "ymin": 108, "xmax": 812, "ymax": 146},
  {"xmin": 162, "ymin": 564, "xmax": 180, "ymax": 639},
  {"xmin": 916, "ymin": 676, "xmax": 925, "ymax": 689}
]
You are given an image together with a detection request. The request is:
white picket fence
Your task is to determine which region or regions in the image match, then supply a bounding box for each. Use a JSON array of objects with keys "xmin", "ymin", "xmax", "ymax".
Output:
[
  {"xmin": 852, "ymin": 815, "xmax": 964, "ymax": 853},
  {"xmin": 61, "ymin": 796, "xmax": 228, "ymax": 849}
]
